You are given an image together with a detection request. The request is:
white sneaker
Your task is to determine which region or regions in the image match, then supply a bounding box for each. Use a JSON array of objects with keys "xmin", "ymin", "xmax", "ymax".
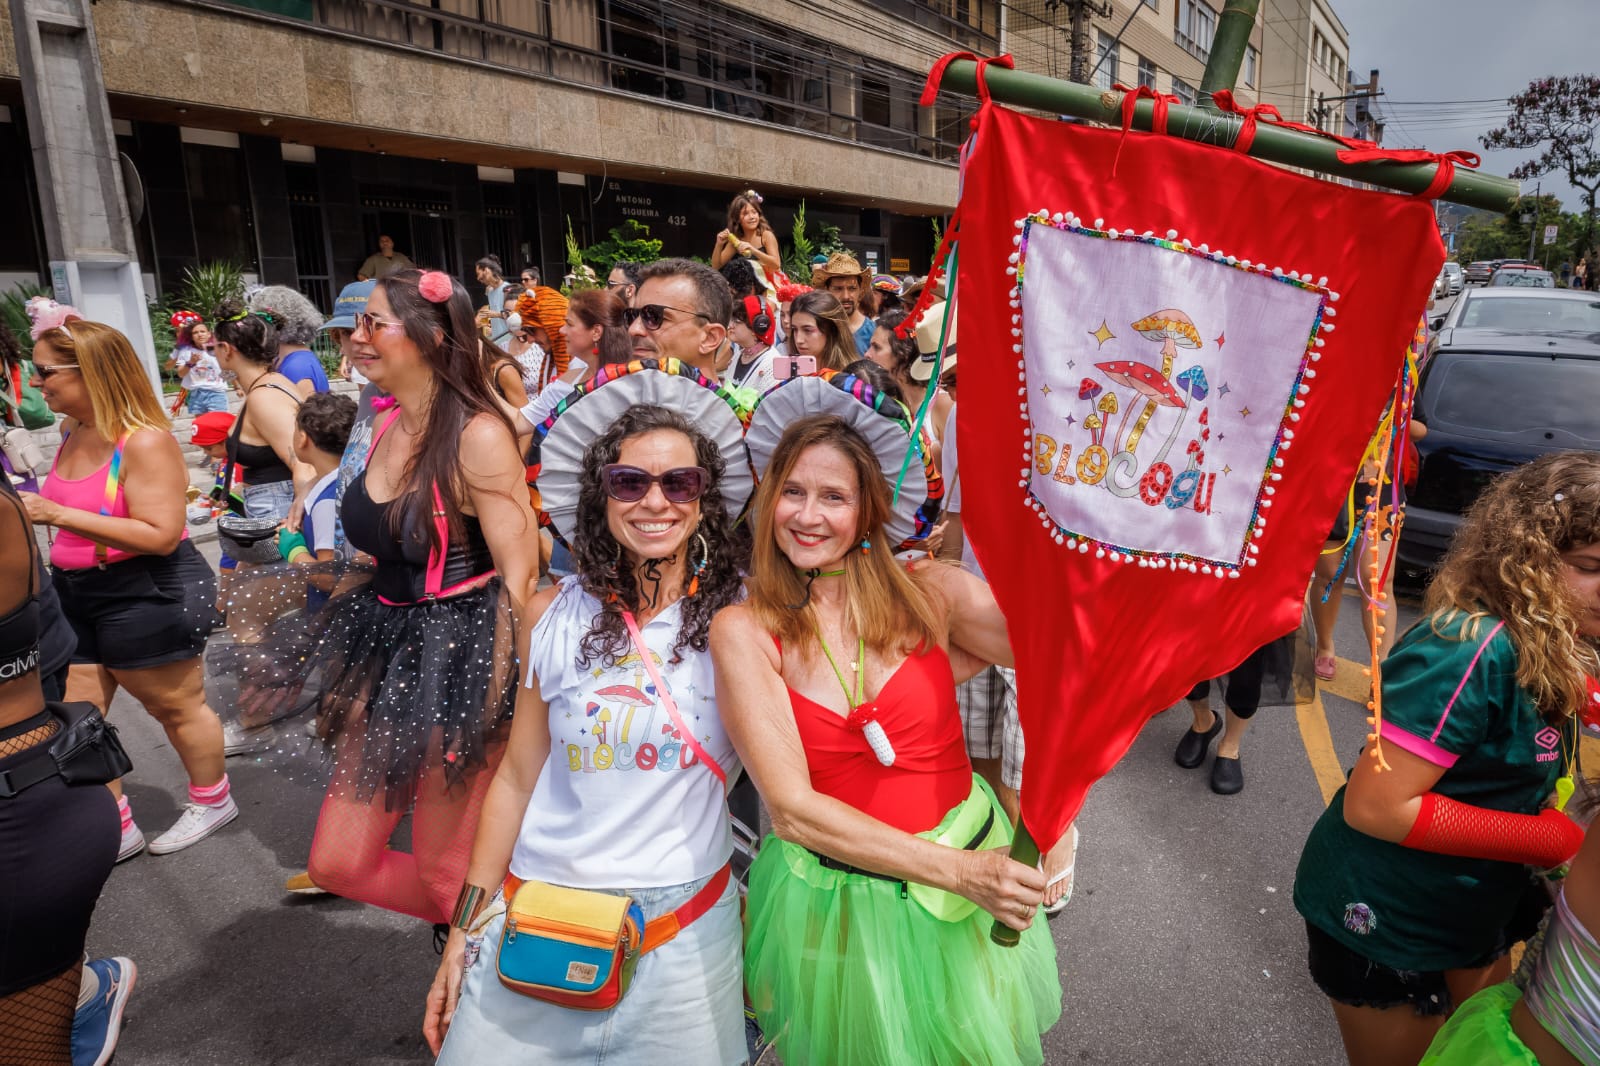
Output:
[
  {"xmin": 147, "ymin": 797, "xmax": 238, "ymax": 854},
  {"xmin": 116, "ymin": 821, "xmax": 146, "ymax": 863},
  {"xmin": 222, "ymin": 720, "xmax": 274, "ymax": 757}
]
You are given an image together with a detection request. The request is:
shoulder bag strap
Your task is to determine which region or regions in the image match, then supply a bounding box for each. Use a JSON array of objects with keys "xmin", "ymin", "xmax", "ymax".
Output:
[{"xmin": 621, "ymin": 609, "xmax": 727, "ymax": 788}]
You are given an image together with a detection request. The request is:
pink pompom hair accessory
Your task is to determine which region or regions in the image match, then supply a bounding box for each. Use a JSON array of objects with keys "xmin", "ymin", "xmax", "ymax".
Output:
[
  {"xmin": 25, "ymin": 296, "xmax": 83, "ymax": 341},
  {"xmin": 418, "ymin": 271, "xmax": 453, "ymax": 304}
]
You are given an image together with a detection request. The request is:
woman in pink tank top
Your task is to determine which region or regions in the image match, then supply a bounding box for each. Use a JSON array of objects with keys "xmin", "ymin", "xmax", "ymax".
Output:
[{"xmin": 19, "ymin": 308, "xmax": 236, "ymax": 860}]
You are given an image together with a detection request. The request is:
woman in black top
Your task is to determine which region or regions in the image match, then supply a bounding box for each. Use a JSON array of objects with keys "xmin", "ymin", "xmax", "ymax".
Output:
[
  {"xmin": 232, "ymin": 268, "xmax": 539, "ymax": 926},
  {"xmin": 0, "ymin": 475, "xmax": 122, "ymax": 1064},
  {"xmin": 210, "ymin": 300, "xmax": 311, "ymax": 524}
]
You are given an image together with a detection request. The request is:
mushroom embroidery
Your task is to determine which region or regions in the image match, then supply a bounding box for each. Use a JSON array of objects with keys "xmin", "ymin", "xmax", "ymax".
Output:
[
  {"xmin": 1119, "ymin": 308, "xmax": 1203, "ymax": 454},
  {"xmin": 1095, "ymin": 358, "xmax": 1188, "ymax": 456}
]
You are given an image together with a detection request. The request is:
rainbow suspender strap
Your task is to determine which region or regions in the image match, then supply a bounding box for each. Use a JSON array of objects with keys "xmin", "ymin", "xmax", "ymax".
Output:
[{"xmin": 95, "ymin": 434, "xmax": 129, "ymax": 568}]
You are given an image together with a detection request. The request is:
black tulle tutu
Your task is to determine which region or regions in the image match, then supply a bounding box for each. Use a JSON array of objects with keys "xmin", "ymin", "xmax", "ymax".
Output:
[{"xmin": 217, "ymin": 563, "xmax": 516, "ymax": 807}]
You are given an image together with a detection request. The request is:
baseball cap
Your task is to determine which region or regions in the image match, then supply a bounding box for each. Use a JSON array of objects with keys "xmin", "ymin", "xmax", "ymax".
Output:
[
  {"xmin": 323, "ymin": 280, "xmax": 376, "ymax": 332},
  {"xmin": 190, "ymin": 411, "xmax": 236, "ymax": 446}
]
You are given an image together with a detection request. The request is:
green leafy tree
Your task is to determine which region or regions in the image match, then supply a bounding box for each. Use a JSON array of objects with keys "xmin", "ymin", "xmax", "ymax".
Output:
[
  {"xmin": 578, "ymin": 219, "xmax": 663, "ymax": 276},
  {"xmin": 784, "ymin": 201, "xmax": 816, "ymax": 279},
  {"xmin": 175, "ymin": 261, "xmax": 247, "ymax": 319},
  {"xmin": 563, "ymin": 219, "xmax": 602, "ymax": 295},
  {"xmin": 1, "ymin": 281, "xmax": 51, "ymax": 355},
  {"xmin": 1483, "ymin": 75, "xmax": 1600, "ymax": 264}
]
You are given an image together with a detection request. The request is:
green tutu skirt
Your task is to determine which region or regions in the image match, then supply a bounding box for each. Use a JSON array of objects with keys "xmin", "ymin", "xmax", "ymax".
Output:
[
  {"xmin": 1418, "ymin": 983, "xmax": 1540, "ymax": 1066},
  {"xmin": 744, "ymin": 776, "xmax": 1062, "ymax": 1066}
]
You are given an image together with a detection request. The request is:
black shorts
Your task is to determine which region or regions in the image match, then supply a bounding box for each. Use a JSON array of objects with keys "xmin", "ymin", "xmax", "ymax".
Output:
[
  {"xmin": 0, "ymin": 711, "xmax": 120, "ymax": 995},
  {"xmin": 52, "ymin": 541, "xmax": 219, "ymax": 671},
  {"xmin": 1304, "ymin": 884, "xmax": 1548, "ymax": 1016},
  {"xmin": 1327, "ymin": 480, "xmax": 1404, "ymax": 546}
]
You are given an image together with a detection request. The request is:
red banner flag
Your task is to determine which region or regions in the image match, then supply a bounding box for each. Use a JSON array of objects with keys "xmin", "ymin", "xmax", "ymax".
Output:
[{"xmin": 956, "ymin": 102, "xmax": 1446, "ymax": 851}]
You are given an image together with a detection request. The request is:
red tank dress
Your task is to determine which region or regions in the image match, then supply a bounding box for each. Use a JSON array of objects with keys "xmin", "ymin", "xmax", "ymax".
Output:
[{"xmin": 785, "ymin": 643, "xmax": 972, "ymax": 835}]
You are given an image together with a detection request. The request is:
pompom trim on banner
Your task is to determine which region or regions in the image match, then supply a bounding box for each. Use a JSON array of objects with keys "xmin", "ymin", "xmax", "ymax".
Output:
[{"xmin": 1010, "ymin": 209, "xmax": 1339, "ymax": 577}]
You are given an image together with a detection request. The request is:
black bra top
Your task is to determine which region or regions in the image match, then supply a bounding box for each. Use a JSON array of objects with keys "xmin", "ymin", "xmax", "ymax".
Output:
[
  {"xmin": 0, "ymin": 485, "xmax": 41, "ymax": 683},
  {"xmin": 341, "ymin": 470, "xmax": 494, "ymax": 603},
  {"xmin": 227, "ymin": 381, "xmax": 300, "ymax": 486}
]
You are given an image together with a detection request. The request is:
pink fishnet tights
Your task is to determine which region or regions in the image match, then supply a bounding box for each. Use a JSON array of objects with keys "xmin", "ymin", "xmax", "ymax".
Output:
[
  {"xmin": 307, "ymin": 754, "xmax": 497, "ymax": 925},
  {"xmin": 0, "ymin": 964, "xmax": 81, "ymax": 1065}
]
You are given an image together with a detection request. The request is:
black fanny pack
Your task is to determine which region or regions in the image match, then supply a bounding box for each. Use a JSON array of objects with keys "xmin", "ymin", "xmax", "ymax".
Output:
[{"xmin": 0, "ymin": 701, "xmax": 134, "ymax": 798}]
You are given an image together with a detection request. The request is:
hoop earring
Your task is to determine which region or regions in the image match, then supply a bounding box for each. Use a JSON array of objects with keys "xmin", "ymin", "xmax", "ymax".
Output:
[{"xmin": 686, "ymin": 532, "xmax": 710, "ymax": 597}]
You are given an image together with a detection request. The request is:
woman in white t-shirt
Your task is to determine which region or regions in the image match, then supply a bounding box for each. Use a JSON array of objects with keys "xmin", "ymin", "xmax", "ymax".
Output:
[{"xmin": 426, "ymin": 379, "xmax": 755, "ymax": 1064}]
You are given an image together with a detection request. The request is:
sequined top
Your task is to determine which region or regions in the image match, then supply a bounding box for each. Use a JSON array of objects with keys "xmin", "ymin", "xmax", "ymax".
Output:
[{"xmin": 1525, "ymin": 887, "xmax": 1600, "ymax": 1061}]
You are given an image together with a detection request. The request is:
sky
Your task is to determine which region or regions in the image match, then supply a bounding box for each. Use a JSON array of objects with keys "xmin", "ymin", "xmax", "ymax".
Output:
[{"xmin": 1328, "ymin": 0, "xmax": 1599, "ymax": 212}]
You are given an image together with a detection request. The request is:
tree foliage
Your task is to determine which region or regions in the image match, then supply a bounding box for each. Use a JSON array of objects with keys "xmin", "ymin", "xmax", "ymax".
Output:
[
  {"xmin": 1483, "ymin": 75, "xmax": 1600, "ymax": 260},
  {"xmin": 578, "ymin": 219, "xmax": 663, "ymax": 275}
]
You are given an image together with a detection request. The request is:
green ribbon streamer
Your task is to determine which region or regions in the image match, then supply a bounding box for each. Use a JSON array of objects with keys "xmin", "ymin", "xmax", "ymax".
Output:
[{"xmin": 892, "ymin": 243, "xmax": 958, "ymax": 506}]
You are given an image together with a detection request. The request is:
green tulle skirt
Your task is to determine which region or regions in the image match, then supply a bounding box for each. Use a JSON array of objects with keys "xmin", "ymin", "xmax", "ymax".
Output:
[
  {"xmin": 743, "ymin": 777, "xmax": 1062, "ymax": 1066},
  {"xmin": 1418, "ymin": 983, "xmax": 1540, "ymax": 1066}
]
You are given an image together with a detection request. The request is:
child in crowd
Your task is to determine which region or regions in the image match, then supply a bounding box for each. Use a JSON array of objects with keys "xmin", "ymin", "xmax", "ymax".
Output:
[
  {"xmin": 277, "ymin": 392, "xmax": 357, "ymax": 569},
  {"xmin": 166, "ymin": 317, "xmax": 231, "ymax": 415}
]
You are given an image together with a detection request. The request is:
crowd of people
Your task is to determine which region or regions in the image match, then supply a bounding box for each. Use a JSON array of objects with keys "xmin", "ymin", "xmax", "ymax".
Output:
[{"xmin": 0, "ymin": 187, "xmax": 1598, "ymax": 1066}]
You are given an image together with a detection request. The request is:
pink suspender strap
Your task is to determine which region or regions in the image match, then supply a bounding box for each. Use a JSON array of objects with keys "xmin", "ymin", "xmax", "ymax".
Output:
[
  {"xmin": 621, "ymin": 609, "xmax": 727, "ymax": 788},
  {"xmin": 1430, "ymin": 621, "xmax": 1505, "ymax": 743},
  {"xmin": 366, "ymin": 407, "xmax": 454, "ymax": 600},
  {"xmin": 367, "ymin": 408, "xmax": 401, "ymax": 462}
]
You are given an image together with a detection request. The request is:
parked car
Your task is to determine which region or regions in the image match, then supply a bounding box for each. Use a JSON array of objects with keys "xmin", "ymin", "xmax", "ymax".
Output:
[
  {"xmin": 1488, "ymin": 268, "xmax": 1555, "ymax": 288},
  {"xmin": 1400, "ymin": 297, "xmax": 1600, "ymax": 578},
  {"xmin": 1428, "ymin": 287, "xmax": 1600, "ymax": 351},
  {"xmin": 1464, "ymin": 260, "xmax": 1494, "ymax": 285},
  {"xmin": 1441, "ymin": 261, "xmax": 1464, "ymax": 295}
]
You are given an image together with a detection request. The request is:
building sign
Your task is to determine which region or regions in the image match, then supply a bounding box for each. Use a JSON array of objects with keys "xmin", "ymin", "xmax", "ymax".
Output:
[{"xmin": 890, "ymin": 258, "xmax": 911, "ymax": 273}]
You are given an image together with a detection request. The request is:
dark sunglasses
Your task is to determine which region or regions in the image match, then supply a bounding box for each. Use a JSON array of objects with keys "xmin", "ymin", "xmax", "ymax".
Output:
[
  {"xmin": 32, "ymin": 362, "xmax": 80, "ymax": 379},
  {"xmin": 622, "ymin": 304, "xmax": 709, "ymax": 331},
  {"xmin": 601, "ymin": 464, "xmax": 709, "ymax": 504}
]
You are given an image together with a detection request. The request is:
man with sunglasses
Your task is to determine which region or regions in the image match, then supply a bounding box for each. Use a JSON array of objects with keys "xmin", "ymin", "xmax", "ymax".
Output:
[
  {"xmin": 626, "ymin": 258, "xmax": 732, "ymax": 385},
  {"xmin": 607, "ymin": 261, "xmax": 642, "ymax": 304}
]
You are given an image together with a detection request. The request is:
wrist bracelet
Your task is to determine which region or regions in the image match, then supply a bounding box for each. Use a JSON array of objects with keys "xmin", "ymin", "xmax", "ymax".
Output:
[{"xmin": 451, "ymin": 883, "xmax": 489, "ymax": 931}]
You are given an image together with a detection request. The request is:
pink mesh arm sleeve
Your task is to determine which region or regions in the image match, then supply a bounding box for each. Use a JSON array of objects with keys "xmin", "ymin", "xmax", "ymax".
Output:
[{"xmin": 1401, "ymin": 792, "xmax": 1585, "ymax": 869}]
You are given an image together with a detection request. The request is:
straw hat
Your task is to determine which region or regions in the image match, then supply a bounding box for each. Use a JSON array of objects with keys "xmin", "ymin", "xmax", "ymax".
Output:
[{"xmin": 810, "ymin": 251, "xmax": 871, "ymax": 289}]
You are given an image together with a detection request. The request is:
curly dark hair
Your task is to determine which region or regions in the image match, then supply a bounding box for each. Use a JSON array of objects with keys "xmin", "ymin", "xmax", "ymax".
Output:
[{"xmin": 571, "ymin": 404, "xmax": 746, "ymax": 668}]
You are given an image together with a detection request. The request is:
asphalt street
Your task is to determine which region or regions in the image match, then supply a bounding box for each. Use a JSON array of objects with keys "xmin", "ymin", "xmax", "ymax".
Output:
[{"xmin": 82, "ymin": 524, "xmax": 1413, "ymax": 1066}]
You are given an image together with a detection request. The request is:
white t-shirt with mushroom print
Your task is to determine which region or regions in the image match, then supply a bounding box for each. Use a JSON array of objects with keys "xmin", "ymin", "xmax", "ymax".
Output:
[{"xmin": 509, "ymin": 576, "xmax": 739, "ymax": 889}]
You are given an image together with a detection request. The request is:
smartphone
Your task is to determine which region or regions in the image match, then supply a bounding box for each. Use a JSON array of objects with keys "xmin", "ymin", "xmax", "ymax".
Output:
[{"xmin": 771, "ymin": 355, "xmax": 817, "ymax": 381}]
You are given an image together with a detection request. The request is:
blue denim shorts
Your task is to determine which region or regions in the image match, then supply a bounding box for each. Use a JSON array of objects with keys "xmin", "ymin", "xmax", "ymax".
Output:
[
  {"xmin": 241, "ymin": 479, "xmax": 295, "ymax": 523},
  {"xmin": 184, "ymin": 389, "xmax": 230, "ymax": 415},
  {"xmin": 437, "ymin": 869, "xmax": 746, "ymax": 1065}
]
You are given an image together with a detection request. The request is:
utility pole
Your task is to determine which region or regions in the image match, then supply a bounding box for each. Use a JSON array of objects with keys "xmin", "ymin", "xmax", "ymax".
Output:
[
  {"xmin": 1053, "ymin": 0, "xmax": 1112, "ymax": 85},
  {"xmin": 1527, "ymin": 181, "xmax": 1541, "ymax": 262}
]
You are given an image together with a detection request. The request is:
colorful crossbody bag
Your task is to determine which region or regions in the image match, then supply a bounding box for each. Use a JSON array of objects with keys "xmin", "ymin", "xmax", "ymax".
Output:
[{"xmin": 494, "ymin": 608, "xmax": 730, "ymax": 1010}]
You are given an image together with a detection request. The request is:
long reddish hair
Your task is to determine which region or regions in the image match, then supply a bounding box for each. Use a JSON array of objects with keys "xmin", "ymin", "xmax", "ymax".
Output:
[{"xmin": 746, "ymin": 414, "xmax": 946, "ymax": 658}]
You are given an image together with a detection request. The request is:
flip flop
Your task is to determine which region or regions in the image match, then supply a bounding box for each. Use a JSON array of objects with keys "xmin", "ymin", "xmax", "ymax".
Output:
[
  {"xmin": 1041, "ymin": 825, "xmax": 1080, "ymax": 918},
  {"xmin": 1314, "ymin": 654, "xmax": 1337, "ymax": 681}
]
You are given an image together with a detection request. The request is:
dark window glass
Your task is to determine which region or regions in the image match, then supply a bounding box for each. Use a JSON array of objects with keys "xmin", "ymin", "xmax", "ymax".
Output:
[
  {"xmin": 1458, "ymin": 296, "xmax": 1600, "ymax": 333},
  {"xmin": 1429, "ymin": 354, "xmax": 1600, "ymax": 444},
  {"xmin": 183, "ymin": 143, "xmax": 256, "ymax": 270},
  {"xmin": 0, "ymin": 123, "xmax": 45, "ymax": 273}
]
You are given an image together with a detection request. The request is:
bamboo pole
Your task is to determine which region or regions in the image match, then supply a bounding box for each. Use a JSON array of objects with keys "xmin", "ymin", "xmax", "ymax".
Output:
[{"xmin": 935, "ymin": 61, "xmax": 1517, "ymax": 212}]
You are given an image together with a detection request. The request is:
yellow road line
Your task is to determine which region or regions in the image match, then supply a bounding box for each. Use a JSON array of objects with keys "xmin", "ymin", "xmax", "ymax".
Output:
[{"xmin": 1296, "ymin": 688, "xmax": 1345, "ymax": 806}]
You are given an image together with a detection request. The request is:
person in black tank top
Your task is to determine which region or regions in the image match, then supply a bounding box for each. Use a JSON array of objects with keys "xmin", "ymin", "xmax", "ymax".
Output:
[
  {"xmin": 225, "ymin": 269, "xmax": 540, "ymax": 927},
  {"xmin": 0, "ymin": 475, "xmax": 128, "ymax": 1065},
  {"xmin": 211, "ymin": 300, "xmax": 309, "ymax": 524}
]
